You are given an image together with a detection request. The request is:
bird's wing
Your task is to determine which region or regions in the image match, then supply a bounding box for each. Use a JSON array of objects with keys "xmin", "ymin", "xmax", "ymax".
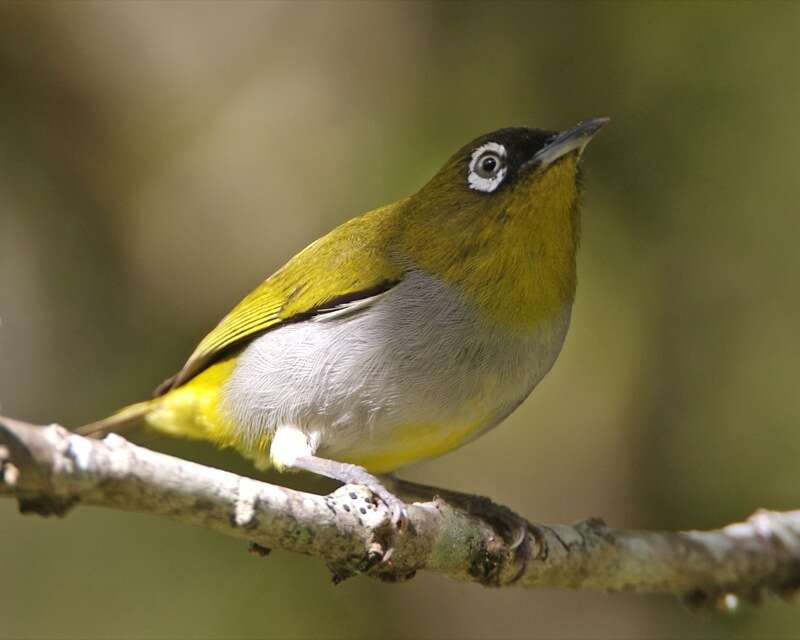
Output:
[{"xmin": 160, "ymin": 205, "xmax": 404, "ymax": 393}]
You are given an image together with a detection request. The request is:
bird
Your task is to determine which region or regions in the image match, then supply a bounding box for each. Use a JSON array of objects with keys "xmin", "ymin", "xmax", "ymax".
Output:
[{"xmin": 80, "ymin": 117, "xmax": 609, "ymax": 527}]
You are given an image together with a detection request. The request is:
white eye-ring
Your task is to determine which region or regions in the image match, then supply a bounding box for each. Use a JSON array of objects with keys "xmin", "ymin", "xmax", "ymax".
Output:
[{"xmin": 468, "ymin": 142, "xmax": 508, "ymax": 193}]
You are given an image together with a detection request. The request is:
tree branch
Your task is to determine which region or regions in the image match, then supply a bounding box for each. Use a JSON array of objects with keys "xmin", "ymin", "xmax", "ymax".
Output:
[{"xmin": 2, "ymin": 416, "xmax": 799, "ymax": 608}]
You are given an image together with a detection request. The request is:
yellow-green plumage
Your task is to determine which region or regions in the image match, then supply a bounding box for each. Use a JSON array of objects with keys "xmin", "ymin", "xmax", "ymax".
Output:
[
  {"xmin": 174, "ymin": 204, "xmax": 406, "ymax": 389},
  {"xmin": 402, "ymin": 157, "xmax": 581, "ymax": 328},
  {"xmin": 81, "ymin": 120, "xmax": 607, "ymax": 513}
]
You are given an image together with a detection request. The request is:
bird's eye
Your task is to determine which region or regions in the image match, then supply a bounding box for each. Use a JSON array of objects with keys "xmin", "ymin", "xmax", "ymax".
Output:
[
  {"xmin": 468, "ymin": 142, "xmax": 507, "ymax": 193},
  {"xmin": 478, "ymin": 155, "xmax": 499, "ymax": 176}
]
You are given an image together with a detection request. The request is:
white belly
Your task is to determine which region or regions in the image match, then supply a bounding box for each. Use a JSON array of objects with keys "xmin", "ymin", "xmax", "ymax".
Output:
[{"xmin": 221, "ymin": 269, "xmax": 571, "ymax": 471}]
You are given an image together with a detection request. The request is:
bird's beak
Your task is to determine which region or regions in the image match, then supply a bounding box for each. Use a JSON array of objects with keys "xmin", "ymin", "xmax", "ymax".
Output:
[{"xmin": 527, "ymin": 117, "xmax": 610, "ymax": 170}]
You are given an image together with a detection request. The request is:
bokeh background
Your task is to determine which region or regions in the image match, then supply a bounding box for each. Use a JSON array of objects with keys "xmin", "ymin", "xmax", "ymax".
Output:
[{"xmin": 2, "ymin": 1, "xmax": 799, "ymax": 638}]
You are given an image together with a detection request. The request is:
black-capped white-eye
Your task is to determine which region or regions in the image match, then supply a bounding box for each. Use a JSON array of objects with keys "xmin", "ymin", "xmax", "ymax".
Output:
[{"xmin": 468, "ymin": 142, "xmax": 507, "ymax": 193}]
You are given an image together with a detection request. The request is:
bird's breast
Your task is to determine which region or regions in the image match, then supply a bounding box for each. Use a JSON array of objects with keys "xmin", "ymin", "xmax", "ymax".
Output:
[{"xmin": 220, "ymin": 268, "xmax": 572, "ymax": 472}]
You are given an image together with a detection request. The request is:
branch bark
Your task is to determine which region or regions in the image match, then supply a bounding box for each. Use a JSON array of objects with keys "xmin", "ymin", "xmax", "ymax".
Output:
[{"xmin": 2, "ymin": 415, "xmax": 799, "ymax": 608}]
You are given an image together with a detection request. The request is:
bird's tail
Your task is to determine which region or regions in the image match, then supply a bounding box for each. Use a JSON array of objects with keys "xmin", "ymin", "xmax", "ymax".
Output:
[
  {"xmin": 76, "ymin": 399, "xmax": 154, "ymax": 438},
  {"xmin": 76, "ymin": 358, "xmax": 237, "ymax": 441}
]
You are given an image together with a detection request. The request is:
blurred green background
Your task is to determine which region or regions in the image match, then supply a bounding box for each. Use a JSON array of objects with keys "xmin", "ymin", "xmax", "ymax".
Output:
[{"xmin": 2, "ymin": 1, "xmax": 799, "ymax": 637}]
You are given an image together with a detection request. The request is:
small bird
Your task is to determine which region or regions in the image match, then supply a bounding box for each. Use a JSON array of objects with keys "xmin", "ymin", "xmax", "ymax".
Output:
[{"xmin": 80, "ymin": 118, "xmax": 608, "ymax": 525}]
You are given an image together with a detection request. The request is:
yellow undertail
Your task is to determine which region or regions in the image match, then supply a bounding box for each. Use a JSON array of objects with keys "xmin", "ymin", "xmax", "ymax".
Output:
[{"xmin": 76, "ymin": 357, "xmax": 267, "ymax": 459}]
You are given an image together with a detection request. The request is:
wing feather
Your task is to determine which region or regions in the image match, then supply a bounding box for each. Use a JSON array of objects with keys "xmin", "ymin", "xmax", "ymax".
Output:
[{"xmin": 161, "ymin": 205, "xmax": 404, "ymax": 392}]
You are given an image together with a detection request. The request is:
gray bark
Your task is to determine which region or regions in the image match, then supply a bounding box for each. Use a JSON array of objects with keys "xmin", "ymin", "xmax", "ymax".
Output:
[{"xmin": 2, "ymin": 416, "xmax": 799, "ymax": 608}]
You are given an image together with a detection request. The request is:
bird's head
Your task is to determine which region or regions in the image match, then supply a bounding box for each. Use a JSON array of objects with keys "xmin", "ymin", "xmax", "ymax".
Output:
[{"xmin": 398, "ymin": 118, "xmax": 608, "ymax": 329}]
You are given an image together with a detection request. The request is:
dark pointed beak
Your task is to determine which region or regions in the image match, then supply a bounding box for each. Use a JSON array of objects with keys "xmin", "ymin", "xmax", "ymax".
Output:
[{"xmin": 528, "ymin": 117, "xmax": 610, "ymax": 169}]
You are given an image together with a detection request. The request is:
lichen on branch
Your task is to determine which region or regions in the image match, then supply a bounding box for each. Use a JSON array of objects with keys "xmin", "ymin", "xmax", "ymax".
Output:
[{"xmin": 2, "ymin": 415, "xmax": 800, "ymax": 608}]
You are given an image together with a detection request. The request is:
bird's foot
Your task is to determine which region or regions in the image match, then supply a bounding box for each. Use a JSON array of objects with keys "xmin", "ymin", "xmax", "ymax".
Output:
[
  {"xmin": 330, "ymin": 478, "xmax": 409, "ymax": 534},
  {"xmin": 325, "ymin": 482, "xmax": 411, "ymax": 583},
  {"xmin": 386, "ymin": 476, "xmax": 530, "ymax": 549},
  {"xmin": 360, "ymin": 478, "xmax": 408, "ymax": 530},
  {"xmin": 294, "ymin": 454, "xmax": 409, "ymax": 531},
  {"xmin": 459, "ymin": 494, "xmax": 530, "ymax": 549}
]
